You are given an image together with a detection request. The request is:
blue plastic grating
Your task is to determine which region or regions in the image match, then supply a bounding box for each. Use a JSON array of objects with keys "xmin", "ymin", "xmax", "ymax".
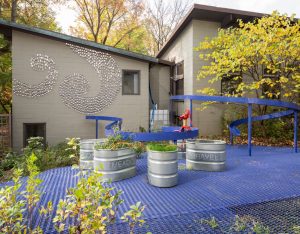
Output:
[{"xmin": 1, "ymin": 145, "xmax": 300, "ymax": 233}]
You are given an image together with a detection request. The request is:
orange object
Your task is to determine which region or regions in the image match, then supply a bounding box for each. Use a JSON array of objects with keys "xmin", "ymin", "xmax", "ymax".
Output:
[{"xmin": 178, "ymin": 109, "xmax": 191, "ymax": 132}]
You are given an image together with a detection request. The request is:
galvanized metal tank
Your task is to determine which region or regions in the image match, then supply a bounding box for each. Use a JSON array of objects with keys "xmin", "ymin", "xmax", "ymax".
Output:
[
  {"xmin": 148, "ymin": 150, "xmax": 178, "ymax": 187},
  {"xmin": 186, "ymin": 139, "xmax": 226, "ymax": 171},
  {"xmin": 80, "ymin": 139, "xmax": 105, "ymax": 170},
  {"xmin": 93, "ymin": 148, "xmax": 136, "ymax": 182}
]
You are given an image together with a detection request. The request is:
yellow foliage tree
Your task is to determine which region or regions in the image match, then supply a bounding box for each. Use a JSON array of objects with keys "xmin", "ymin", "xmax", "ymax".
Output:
[
  {"xmin": 70, "ymin": 0, "xmax": 147, "ymax": 54},
  {"xmin": 196, "ymin": 12, "xmax": 300, "ymax": 109}
]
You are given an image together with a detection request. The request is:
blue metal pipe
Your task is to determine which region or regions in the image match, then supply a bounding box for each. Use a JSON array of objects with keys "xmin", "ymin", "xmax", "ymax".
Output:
[
  {"xmin": 248, "ymin": 104, "xmax": 252, "ymax": 156},
  {"xmin": 294, "ymin": 111, "xmax": 298, "ymax": 153}
]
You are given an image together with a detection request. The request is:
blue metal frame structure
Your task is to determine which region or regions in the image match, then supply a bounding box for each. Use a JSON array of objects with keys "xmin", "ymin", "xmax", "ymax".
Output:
[
  {"xmin": 170, "ymin": 95, "xmax": 300, "ymax": 156},
  {"xmin": 86, "ymin": 116, "xmax": 198, "ymax": 142}
]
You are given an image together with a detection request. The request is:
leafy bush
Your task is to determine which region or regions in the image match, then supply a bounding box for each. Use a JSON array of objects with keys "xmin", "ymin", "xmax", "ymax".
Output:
[
  {"xmin": 122, "ymin": 202, "xmax": 146, "ymax": 234},
  {"xmin": 0, "ymin": 154, "xmax": 147, "ymax": 233},
  {"xmin": 17, "ymin": 138, "xmax": 77, "ymax": 175},
  {"xmin": 222, "ymin": 105, "xmax": 295, "ymax": 144},
  {"xmin": 94, "ymin": 131, "xmax": 145, "ymax": 156},
  {"xmin": 0, "ymin": 153, "xmax": 52, "ymax": 233},
  {"xmin": 54, "ymin": 167, "xmax": 124, "ymax": 232},
  {"xmin": 0, "ymin": 152, "xmax": 19, "ymax": 171},
  {"xmin": 0, "ymin": 137, "xmax": 80, "ymax": 182},
  {"xmin": 147, "ymin": 142, "xmax": 177, "ymax": 152}
]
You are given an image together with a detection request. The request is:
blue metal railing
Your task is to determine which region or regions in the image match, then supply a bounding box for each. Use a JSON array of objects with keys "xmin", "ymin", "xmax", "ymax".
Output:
[{"xmin": 170, "ymin": 95, "xmax": 299, "ymax": 156}]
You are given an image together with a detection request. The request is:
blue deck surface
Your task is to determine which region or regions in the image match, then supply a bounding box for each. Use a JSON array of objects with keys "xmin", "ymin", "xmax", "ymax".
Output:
[{"xmin": 3, "ymin": 145, "xmax": 300, "ymax": 233}]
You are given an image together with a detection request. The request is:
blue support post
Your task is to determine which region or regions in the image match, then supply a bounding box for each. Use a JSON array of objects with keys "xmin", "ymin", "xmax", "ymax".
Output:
[
  {"xmin": 190, "ymin": 99, "xmax": 193, "ymax": 127},
  {"xmin": 248, "ymin": 104, "xmax": 252, "ymax": 156},
  {"xmin": 96, "ymin": 119, "xmax": 99, "ymax": 139},
  {"xmin": 230, "ymin": 133, "xmax": 233, "ymax": 145},
  {"xmin": 294, "ymin": 111, "xmax": 298, "ymax": 153}
]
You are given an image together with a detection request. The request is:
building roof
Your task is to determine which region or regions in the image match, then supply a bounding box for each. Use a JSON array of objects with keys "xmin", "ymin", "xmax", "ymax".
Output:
[
  {"xmin": 156, "ymin": 4, "xmax": 266, "ymax": 58},
  {"xmin": 0, "ymin": 19, "xmax": 161, "ymax": 64}
]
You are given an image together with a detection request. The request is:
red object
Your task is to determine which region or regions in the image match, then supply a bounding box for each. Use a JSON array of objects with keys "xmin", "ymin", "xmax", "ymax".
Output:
[{"xmin": 177, "ymin": 109, "xmax": 191, "ymax": 132}]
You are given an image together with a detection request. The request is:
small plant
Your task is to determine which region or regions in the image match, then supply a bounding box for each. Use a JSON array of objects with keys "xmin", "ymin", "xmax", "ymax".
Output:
[
  {"xmin": 201, "ymin": 216, "xmax": 219, "ymax": 229},
  {"xmin": 94, "ymin": 130, "xmax": 145, "ymax": 156},
  {"xmin": 252, "ymin": 221, "xmax": 270, "ymax": 234},
  {"xmin": 0, "ymin": 151, "xmax": 147, "ymax": 233},
  {"xmin": 291, "ymin": 225, "xmax": 300, "ymax": 234},
  {"xmin": 232, "ymin": 215, "xmax": 248, "ymax": 232},
  {"xmin": 0, "ymin": 168, "xmax": 25, "ymax": 233},
  {"xmin": 121, "ymin": 202, "xmax": 146, "ymax": 234},
  {"xmin": 139, "ymin": 126, "xmax": 147, "ymax": 133},
  {"xmin": 24, "ymin": 137, "xmax": 44, "ymax": 154},
  {"xmin": 66, "ymin": 137, "xmax": 80, "ymax": 163},
  {"xmin": 147, "ymin": 142, "xmax": 177, "ymax": 152},
  {"xmin": 0, "ymin": 153, "xmax": 52, "ymax": 233},
  {"xmin": 53, "ymin": 168, "xmax": 146, "ymax": 233}
]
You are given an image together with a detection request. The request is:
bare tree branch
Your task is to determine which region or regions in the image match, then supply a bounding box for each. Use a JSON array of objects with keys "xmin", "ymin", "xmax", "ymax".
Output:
[{"xmin": 144, "ymin": 0, "xmax": 191, "ymax": 54}]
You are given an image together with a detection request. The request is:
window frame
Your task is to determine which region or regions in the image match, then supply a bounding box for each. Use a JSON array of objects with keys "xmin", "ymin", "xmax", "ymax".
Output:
[
  {"xmin": 23, "ymin": 122, "xmax": 46, "ymax": 147},
  {"xmin": 122, "ymin": 70, "xmax": 141, "ymax": 95},
  {"xmin": 170, "ymin": 61, "xmax": 184, "ymax": 96}
]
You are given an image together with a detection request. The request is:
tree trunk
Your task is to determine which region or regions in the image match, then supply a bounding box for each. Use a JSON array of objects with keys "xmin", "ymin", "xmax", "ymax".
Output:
[{"xmin": 11, "ymin": 0, "xmax": 18, "ymax": 22}]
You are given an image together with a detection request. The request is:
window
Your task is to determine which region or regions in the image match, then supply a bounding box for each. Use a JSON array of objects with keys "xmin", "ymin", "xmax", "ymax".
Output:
[
  {"xmin": 122, "ymin": 70, "xmax": 140, "ymax": 95},
  {"xmin": 221, "ymin": 72, "xmax": 242, "ymax": 96},
  {"xmin": 170, "ymin": 61, "xmax": 184, "ymax": 96},
  {"xmin": 23, "ymin": 123, "xmax": 46, "ymax": 147}
]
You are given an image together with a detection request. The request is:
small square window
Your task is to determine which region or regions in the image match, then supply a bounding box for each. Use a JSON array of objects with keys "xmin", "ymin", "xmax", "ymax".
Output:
[
  {"xmin": 122, "ymin": 70, "xmax": 140, "ymax": 95},
  {"xmin": 23, "ymin": 123, "xmax": 46, "ymax": 147}
]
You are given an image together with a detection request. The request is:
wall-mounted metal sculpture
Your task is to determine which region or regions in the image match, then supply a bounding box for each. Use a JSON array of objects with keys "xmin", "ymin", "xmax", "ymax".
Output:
[
  {"xmin": 59, "ymin": 44, "xmax": 121, "ymax": 114},
  {"xmin": 13, "ymin": 54, "xmax": 58, "ymax": 97}
]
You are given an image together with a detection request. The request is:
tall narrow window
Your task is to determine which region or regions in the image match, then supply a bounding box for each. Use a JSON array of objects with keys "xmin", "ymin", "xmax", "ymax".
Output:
[
  {"xmin": 23, "ymin": 123, "xmax": 46, "ymax": 147},
  {"xmin": 170, "ymin": 61, "xmax": 184, "ymax": 96},
  {"xmin": 122, "ymin": 70, "xmax": 140, "ymax": 95}
]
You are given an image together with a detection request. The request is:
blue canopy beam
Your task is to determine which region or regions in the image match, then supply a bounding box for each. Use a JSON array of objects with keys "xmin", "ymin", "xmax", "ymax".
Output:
[{"xmin": 170, "ymin": 95, "xmax": 300, "ymax": 156}]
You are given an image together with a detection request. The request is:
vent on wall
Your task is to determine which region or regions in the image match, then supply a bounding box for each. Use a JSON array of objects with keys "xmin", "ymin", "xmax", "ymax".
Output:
[{"xmin": 23, "ymin": 123, "xmax": 46, "ymax": 147}]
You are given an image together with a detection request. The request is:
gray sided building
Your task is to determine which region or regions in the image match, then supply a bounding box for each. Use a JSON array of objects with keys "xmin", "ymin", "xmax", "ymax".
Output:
[{"xmin": 0, "ymin": 4, "xmax": 264, "ymax": 150}]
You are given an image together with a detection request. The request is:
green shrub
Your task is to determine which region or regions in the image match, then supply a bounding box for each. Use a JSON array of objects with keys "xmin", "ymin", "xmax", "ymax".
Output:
[
  {"xmin": 121, "ymin": 202, "xmax": 146, "ymax": 234},
  {"xmin": 0, "ymin": 153, "xmax": 147, "ymax": 233},
  {"xmin": 94, "ymin": 131, "xmax": 145, "ymax": 156},
  {"xmin": 147, "ymin": 142, "xmax": 177, "ymax": 152},
  {"xmin": 54, "ymin": 167, "xmax": 124, "ymax": 232},
  {"xmin": 0, "ymin": 137, "xmax": 80, "ymax": 182},
  {"xmin": 223, "ymin": 105, "xmax": 294, "ymax": 142},
  {"xmin": 0, "ymin": 153, "xmax": 52, "ymax": 233}
]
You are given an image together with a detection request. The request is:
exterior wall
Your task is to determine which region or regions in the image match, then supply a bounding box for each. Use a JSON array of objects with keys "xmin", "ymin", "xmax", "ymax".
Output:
[
  {"xmin": 192, "ymin": 20, "xmax": 225, "ymax": 136},
  {"xmin": 159, "ymin": 20, "xmax": 224, "ymax": 136},
  {"xmin": 149, "ymin": 64, "xmax": 170, "ymax": 109},
  {"xmin": 160, "ymin": 22, "xmax": 194, "ymax": 122},
  {"xmin": 12, "ymin": 31, "xmax": 149, "ymax": 150},
  {"xmin": 161, "ymin": 22, "xmax": 194, "ymax": 96}
]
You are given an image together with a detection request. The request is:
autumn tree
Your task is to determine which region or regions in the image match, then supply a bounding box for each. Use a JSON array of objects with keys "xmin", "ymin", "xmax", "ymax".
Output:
[
  {"xmin": 196, "ymin": 12, "xmax": 300, "ymax": 111},
  {"xmin": 0, "ymin": 0, "xmax": 62, "ymax": 31},
  {"xmin": 0, "ymin": 0, "xmax": 64, "ymax": 113},
  {"xmin": 144, "ymin": 0, "xmax": 191, "ymax": 55},
  {"xmin": 70, "ymin": 0, "xmax": 147, "ymax": 53},
  {"xmin": 0, "ymin": 36, "xmax": 11, "ymax": 113}
]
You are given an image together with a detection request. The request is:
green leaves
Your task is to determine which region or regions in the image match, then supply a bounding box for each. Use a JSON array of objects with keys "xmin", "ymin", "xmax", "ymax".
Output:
[
  {"xmin": 121, "ymin": 202, "xmax": 147, "ymax": 234},
  {"xmin": 53, "ymin": 168, "xmax": 127, "ymax": 233},
  {"xmin": 1, "ymin": 140, "xmax": 146, "ymax": 233},
  {"xmin": 196, "ymin": 12, "xmax": 300, "ymax": 103}
]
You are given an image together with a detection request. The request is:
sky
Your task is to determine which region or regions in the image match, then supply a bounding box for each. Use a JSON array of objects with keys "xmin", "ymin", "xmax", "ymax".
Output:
[{"xmin": 55, "ymin": 0, "xmax": 300, "ymax": 33}]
